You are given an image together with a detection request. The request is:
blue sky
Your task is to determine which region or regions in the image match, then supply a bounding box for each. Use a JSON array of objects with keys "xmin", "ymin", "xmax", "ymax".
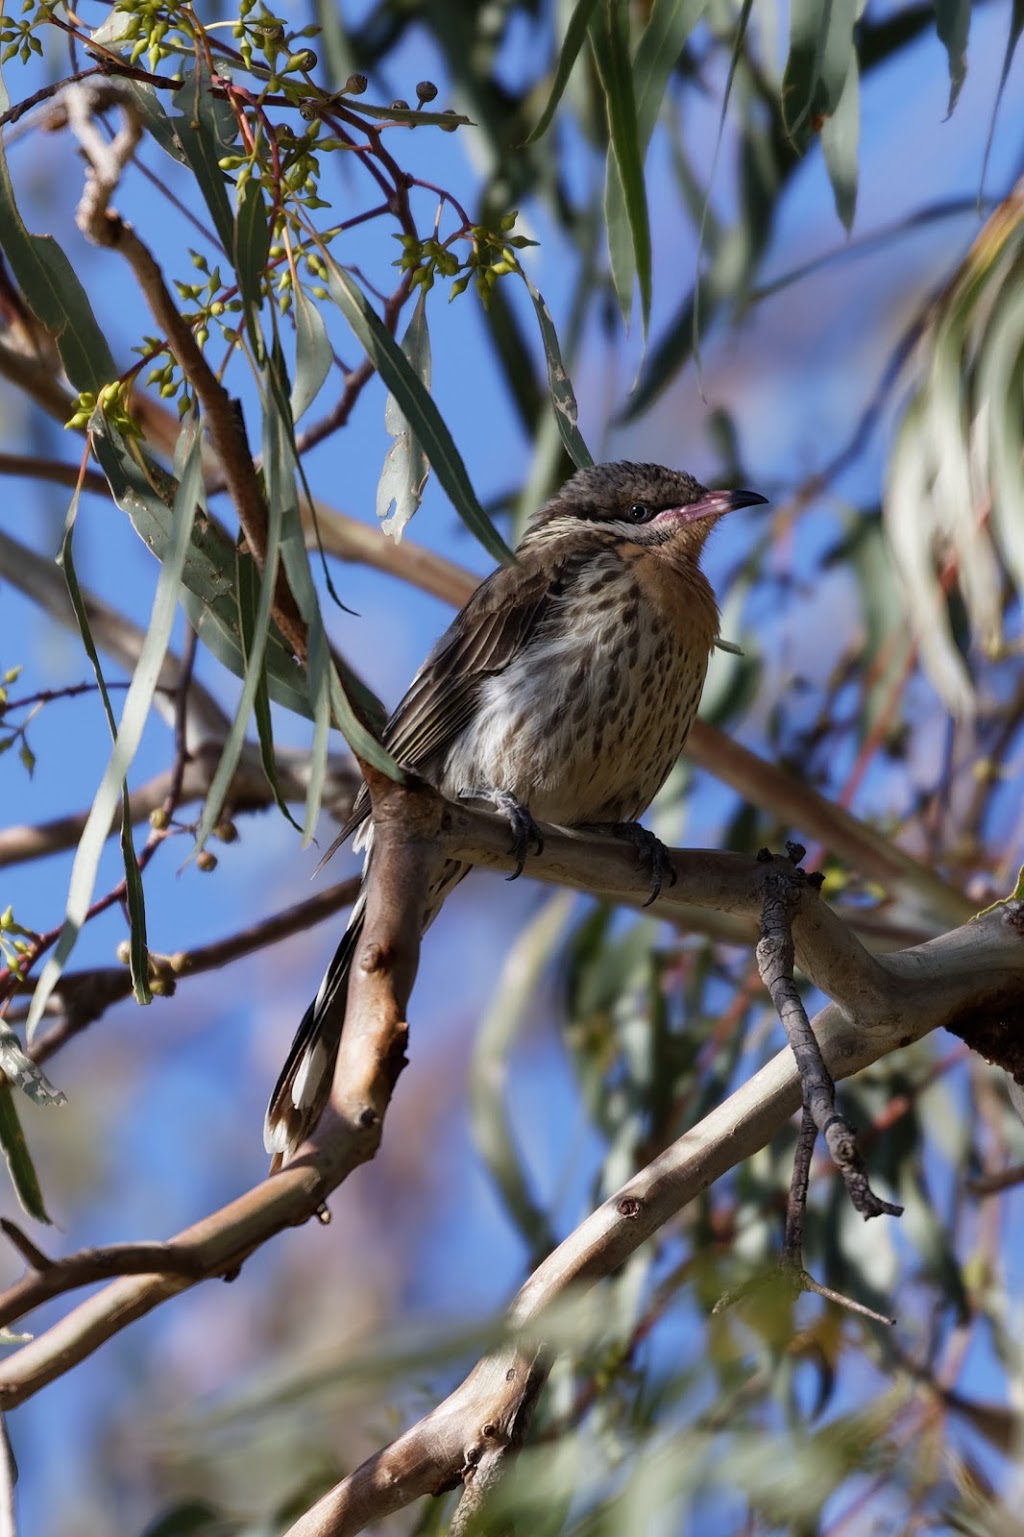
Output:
[{"xmin": 2, "ymin": 3, "xmax": 1024, "ymax": 1531}]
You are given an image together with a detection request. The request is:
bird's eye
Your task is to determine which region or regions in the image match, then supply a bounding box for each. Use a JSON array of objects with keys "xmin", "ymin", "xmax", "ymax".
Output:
[{"xmin": 626, "ymin": 502, "xmax": 653, "ymax": 523}]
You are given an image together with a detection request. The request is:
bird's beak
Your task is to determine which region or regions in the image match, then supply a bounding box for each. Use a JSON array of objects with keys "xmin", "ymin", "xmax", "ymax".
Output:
[{"xmin": 675, "ymin": 487, "xmax": 769, "ymax": 524}]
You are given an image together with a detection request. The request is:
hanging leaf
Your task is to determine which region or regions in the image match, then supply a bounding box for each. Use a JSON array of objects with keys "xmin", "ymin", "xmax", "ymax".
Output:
[
  {"xmin": 27, "ymin": 429, "xmax": 203, "ymax": 1035},
  {"xmin": 290, "ymin": 284, "xmax": 334, "ymax": 423},
  {"xmin": 325, "ymin": 261, "xmax": 514, "ymax": 564},
  {"xmin": 821, "ymin": 54, "xmax": 860, "ymax": 231},
  {"xmin": 590, "ymin": 0, "xmax": 652, "ymax": 333},
  {"xmin": 522, "ymin": 276, "xmax": 592, "ymax": 468},
  {"xmin": 526, "ymin": 0, "xmax": 603, "ymax": 143},
  {"xmin": 934, "ymin": 0, "xmax": 971, "ymax": 116},
  {"xmin": 377, "ymin": 292, "xmax": 432, "ymax": 540}
]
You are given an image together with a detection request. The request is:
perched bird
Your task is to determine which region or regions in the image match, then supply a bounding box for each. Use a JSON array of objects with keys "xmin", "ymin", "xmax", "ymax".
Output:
[{"xmin": 265, "ymin": 461, "xmax": 766, "ymax": 1162}]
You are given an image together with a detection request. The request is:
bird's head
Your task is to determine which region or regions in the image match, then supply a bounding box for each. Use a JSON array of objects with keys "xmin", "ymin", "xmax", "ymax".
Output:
[{"xmin": 523, "ymin": 461, "xmax": 767, "ymax": 561}]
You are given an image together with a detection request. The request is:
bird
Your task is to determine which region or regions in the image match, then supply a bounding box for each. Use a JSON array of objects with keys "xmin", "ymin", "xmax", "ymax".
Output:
[{"xmin": 265, "ymin": 461, "xmax": 767, "ymax": 1163}]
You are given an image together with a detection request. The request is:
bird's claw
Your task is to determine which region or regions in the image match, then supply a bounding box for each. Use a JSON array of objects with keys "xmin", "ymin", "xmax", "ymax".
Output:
[
  {"xmin": 462, "ymin": 788, "xmax": 543, "ymax": 880},
  {"xmin": 500, "ymin": 794, "xmax": 544, "ymax": 880},
  {"xmin": 604, "ymin": 822, "xmax": 677, "ymax": 906}
]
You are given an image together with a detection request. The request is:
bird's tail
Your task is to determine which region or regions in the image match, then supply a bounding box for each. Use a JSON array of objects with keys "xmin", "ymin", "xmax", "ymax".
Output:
[
  {"xmin": 265, "ymin": 854, "xmax": 469, "ymax": 1165},
  {"xmin": 264, "ymin": 891, "xmax": 366, "ymax": 1163}
]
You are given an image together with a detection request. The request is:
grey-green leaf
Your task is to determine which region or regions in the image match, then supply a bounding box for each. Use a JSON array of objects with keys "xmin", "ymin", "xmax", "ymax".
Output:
[
  {"xmin": 377, "ymin": 292, "xmax": 432, "ymax": 539},
  {"xmin": 325, "ymin": 261, "xmax": 514, "ymax": 564},
  {"xmin": 934, "ymin": 0, "xmax": 971, "ymax": 116},
  {"xmin": 590, "ymin": 1, "xmax": 653, "ymax": 333},
  {"xmin": 526, "ymin": 0, "xmax": 603, "ymax": 142},
  {"xmin": 0, "ymin": 136, "xmax": 116, "ymax": 393},
  {"xmin": 291, "ymin": 284, "xmax": 333, "ymax": 423},
  {"xmin": 821, "ymin": 53, "xmax": 860, "ymax": 230},
  {"xmin": 0, "ymin": 1086, "xmax": 53, "ymax": 1224},
  {"xmin": 522, "ymin": 275, "xmax": 592, "ymax": 468},
  {"xmin": 27, "ymin": 430, "xmax": 202, "ymax": 1035}
]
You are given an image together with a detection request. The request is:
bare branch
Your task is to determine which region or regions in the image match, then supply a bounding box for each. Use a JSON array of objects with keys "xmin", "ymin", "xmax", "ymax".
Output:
[
  {"xmin": 0, "ymin": 776, "xmax": 444, "ymax": 1406},
  {"xmin": 755, "ymin": 847, "xmax": 902, "ymax": 1223},
  {"xmin": 0, "ymin": 747, "xmax": 358, "ymax": 870},
  {"xmin": 22, "ymin": 875, "xmax": 361, "ymax": 1065},
  {"xmin": 281, "ymin": 898, "xmax": 1024, "ymax": 1535}
]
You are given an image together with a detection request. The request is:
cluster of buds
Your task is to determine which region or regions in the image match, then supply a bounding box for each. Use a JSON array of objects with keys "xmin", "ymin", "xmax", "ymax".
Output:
[
  {"xmin": 392, "ymin": 212, "xmax": 534, "ymax": 305},
  {"xmin": 112, "ymin": 0, "xmax": 195, "ymax": 72},
  {"xmin": 65, "ymin": 379, "xmax": 141, "ymax": 437},
  {"xmin": 232, "ymin": 0, "xmax": 319, "ymax": 83}
]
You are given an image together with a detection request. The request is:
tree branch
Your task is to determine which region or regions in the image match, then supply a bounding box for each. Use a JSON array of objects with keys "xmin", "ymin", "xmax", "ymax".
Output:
[
  {"xmin": 280, "ymin": 898, "xmax": 1024, "ymax": 1536},
  {"xmin": 0, "ymin": 799, "xmax": 1019, "ymax": 1421}
]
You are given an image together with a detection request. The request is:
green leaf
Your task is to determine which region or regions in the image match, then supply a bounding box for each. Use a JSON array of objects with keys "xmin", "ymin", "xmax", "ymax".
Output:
[
  {"xmin": 521, "ymin": 275, "xmax": 592, "ymax": 468},
  {"xmin": 290, "ymin": 284, "xmax": 333, "ymax": 423},
  {"xmin": 526, "ymin": 0, "xmax": 602, "ymax": 142},
  {"xmin": 237, "ymin": 549, "xmax": 300, "ymax": 834},
  {"xmin": 234, "ymin": 175, "xmax": 271, "ymax": 354},
  {"xmin": 934, "ymin": 0, "xmax": 971, "ymax": 116},
  {"xmin": 191, "ymin": 451, "xmax": 284, "ymax": 852},
  {"xmin": 821, "ymin": 52, "xmax": 860, "ymax": 230},
  {"xmin": 171, "ymin": 67, "xmax": 238, "ymax": 255},
  {"xmin": 590, "ymin": 0, "xmax": 653, "ymax": 333},
  {"xmin": 91, "ymin": 423, "xmax": 312, "ymax": 719},
  {"xmin": 0, "ymin": 131, "xmax": 116, "ymax": 393},
  {"xmin": 262, "ymin": 352, "xmax": 396, "ymax": 798},
  {"xmin": 324, "ymin": 261, "xmax": 514, "ymax": 565},
  {"xmin": 120, "ymin": 78, "xmax": 190, "ymax": 167},
  {"xmin": 632, "ymin": 0, "xmax": 709, "ymax": 147},
  {"xmin": 783, "ymin": 0, "xmax": 858, "ymax": 142},
  {"xmin": 377, "ymin": 292, "xmax": 432, "ymax": 539},
  {"xmin": 0, "ymin": 1085, "xmax": 52, "ymax": 1224},
  {"xmin": 27, "ymin": 431, "xmax": 202, "ymax": 1035}
]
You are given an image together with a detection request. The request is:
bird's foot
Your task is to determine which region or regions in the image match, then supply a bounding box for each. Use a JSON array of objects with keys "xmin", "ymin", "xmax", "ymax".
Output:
[
  {"xmin": 462, "ymin": 787, "xmax": 544, "ymax": 879},
  {"xmin": 592, "ymin": 821, "xmax": 677, "ymax": 906}
]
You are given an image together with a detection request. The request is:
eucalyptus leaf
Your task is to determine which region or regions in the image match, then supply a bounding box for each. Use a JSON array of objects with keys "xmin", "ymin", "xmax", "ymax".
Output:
[
  {"xmin": 0, "ymin": 1085, "xmax": 52, "ymax": 1224},
  {"xmin": 934, "ymin": 0, "xmax": 971, "ymax": 115},
  {"xmin": 325, "ymin": 261, "xmax": 513, "ymax": 564},
  {"xmin": 27, "ymin": 429, "xmax": 203, "ymax": 1036},
  {"xmin": 590, "ymin": 0, "xmax": 653, "ymax": 333},
  {"xmin": 291, "ymin": 284, "xmax": 334, "ymax": 423},
  {"xmin": 0, "ymin": 134, "xmax": 116, "ymax": 393},
  {"xmin": 821, "ymin": 53, "xmax": 860, "ymax": 231},
  {"xmin": 377, "ymin": 292, "xmax": 432, "ymax": 539},
  {"xmin": 526, "ymin": 0, "xmax": 602, "ymax": 142},
  {"xmin": 171, "ymin": 66, "xmax": 238, "ymax": 255},
  {"xmin": 522, "ymin": 276, "xmax": 592, "ymax": 468}
]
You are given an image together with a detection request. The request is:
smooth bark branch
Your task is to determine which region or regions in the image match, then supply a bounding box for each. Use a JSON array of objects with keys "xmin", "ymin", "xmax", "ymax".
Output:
[
  {"xmin": 0, "ymin": 804, "xmax": 1020, "ymax": 1421},
  {"xmin": 0, "ymin": 777, "xmax": 444, "ymax": 1407},
  {"xmin": 280, "ymin": 899, "xmax": 1024, "ymax": 1536}
]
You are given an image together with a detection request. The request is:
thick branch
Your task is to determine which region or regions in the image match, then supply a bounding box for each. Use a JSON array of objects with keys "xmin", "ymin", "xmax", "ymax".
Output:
[
  {"xmin": 0, "ymin": 808, "xmax": 1018, "ymax": 1421},
  {"xmin": 0, "ymin": 777, "xmax": 444, "ymax": 1403},
  {"xmin": 282, "ymin": 903, "xmax": 1024, "ymax": 1536}
]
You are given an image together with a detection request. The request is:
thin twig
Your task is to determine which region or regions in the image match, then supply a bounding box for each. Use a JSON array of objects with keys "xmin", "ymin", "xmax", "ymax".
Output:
[
  {"xmin": 754, "ymin": 845, "xmax": 903, "ymax": 1223},
  {"xmin": 20, "ymin": 872, "xmax": 360, "ymax": 1063}
]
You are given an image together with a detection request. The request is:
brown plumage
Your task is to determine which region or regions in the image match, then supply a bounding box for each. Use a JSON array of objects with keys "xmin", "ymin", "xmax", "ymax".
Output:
[{"xmin": 266, "ymin": 461, "xmax": 767, "ymax": 1162}]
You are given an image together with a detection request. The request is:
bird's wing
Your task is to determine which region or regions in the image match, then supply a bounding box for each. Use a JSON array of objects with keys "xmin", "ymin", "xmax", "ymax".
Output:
[{"xmin": 338, "ymin": 554, "xmax": 566, "ymax": 844}]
